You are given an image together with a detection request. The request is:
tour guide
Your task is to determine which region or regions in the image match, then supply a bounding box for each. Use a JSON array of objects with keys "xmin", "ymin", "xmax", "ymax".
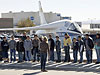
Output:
[{"xmin": 40, "ymin": 37, "xmax": 50, "ymax": 72}]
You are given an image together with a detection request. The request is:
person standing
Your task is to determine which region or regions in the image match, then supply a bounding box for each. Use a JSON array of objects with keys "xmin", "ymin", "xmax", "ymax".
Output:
[
  {"xmin": 32, "ymin": 35, "xmax": 40, "ymax": 62},
  {"xmin": 22, "ymin": 32, "xmax": 27, "ymax": 41},
  {"xmin": 1, "ymin": 37, "xmax": 9, "ymax": 63},
  {"xmin": 9, "ymin": 36, "xmax": 16, "ymax": 63},
  {"xmin": 55, "ymin": 36, "xmax": 61, "ymax": 63},
  {"xmin": 48, "ymin": 34, "xmax": 55, "ymax": 61},
  {"xmin": 16, "ymin": 37, "xmax": 25, "ymax": 63},
  {"xmin": 38, "ymin": 37, "xmax": 43, "ymax": 62},
  {"xmin": 0, "ymin": 38, "xmax": 2, "ymax": 61},
  {"xmin": 40, "ymin": 37, "xmax": 50, "ymax": 72},
  {"xmin": 71, "ymin": 38, "xmax": 78, "ymax": 63},
  {"xmin": 63, "ymin": 33, "xmax": 71, "ymax": 62},
  {"xmin": 24, "ymin": 36, "xmax": 32, "ymax": 62},
  {"xmin": 77, "ymin": 36, "xmax": 84, "ymax": 63},
  {"xmin": 94, "ymin": 34, "xmax": 100, "ymax": 64},
  {"xmin": 84, "ymin": 34, "xmax": 94, "ymax": 64},
  {"xmin": 22, "ymin": 32, "xmax": 27, "ymax": 61}
]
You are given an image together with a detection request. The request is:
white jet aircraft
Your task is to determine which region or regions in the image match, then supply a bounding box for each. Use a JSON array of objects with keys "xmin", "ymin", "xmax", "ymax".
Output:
[{"xmin": 0, "ymin": 1, "xmax": 83, "ymax": 38}]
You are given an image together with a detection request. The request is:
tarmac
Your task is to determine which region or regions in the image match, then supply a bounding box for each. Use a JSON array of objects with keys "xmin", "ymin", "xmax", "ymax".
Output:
[{"xmin": 0, "ymin": 49, "xmax": 100, "ymax": 75}]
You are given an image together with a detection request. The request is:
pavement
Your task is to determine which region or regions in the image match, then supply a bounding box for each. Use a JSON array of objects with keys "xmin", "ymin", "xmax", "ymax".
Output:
[
  {"xmin": 0, "ymin": 49, "xmax": 99, "ymax": 75},
  {"xmin": 0, "ymin": 69, "xmax": 99, "ymax": 75},
  {"xmin": 0, "ymin": 62, "xmax": 100, "ymax": 75}
]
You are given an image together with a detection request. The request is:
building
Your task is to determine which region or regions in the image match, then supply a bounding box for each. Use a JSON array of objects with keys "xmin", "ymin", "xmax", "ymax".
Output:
[
  {"xmin": 1, "ymin": 11, "xmax": 63, "ymax": 27},
  {"xmin": 0, "ymin": 18, "xmax": 13, "ymax": 28},
  {"xmin": 80, "ymin": 20, "xmax": 100, "ymax": 34},
  {"xmin": 0, "ymin": 18, "xmax": 13, "ymax": 32}
]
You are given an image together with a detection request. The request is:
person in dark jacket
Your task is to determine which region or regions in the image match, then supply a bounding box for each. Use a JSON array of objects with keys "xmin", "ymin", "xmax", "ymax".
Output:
[
  {"xmin": 84, "ymin": 34, "xmax": 94, "ymax": 64},
  {"xmin": 71, "ymin": 38, "xmax": 78, "ymax": 63},
  {"xmin": 9, "ymin": 36, "xmax": 16, "ymax": 62},
  {"xmin": 22, "ymin": 32, "xmax": 27, "ymax": 41},
  {"xmin": 48, "ymin": 34, "xmax": 55, "ymax": 61},
  {"xmin": 16, "ymin": 37, "xmax": 25, "ymax": 63},
  {"xmin": 0, "ymin": 38, "xmax": 2, "ymax": 61},
  {"xmin": 32, "ymin": 35, "xmax": 40, "ymax": 62},
  {"xmin": 40, "ymin": 37, "xmax": 50, "ymax": 72},
  {"xmin": 77, "ymin": 36, "xmax": 84, "ymax": 63},
  {"xmin": 55, "ymin": 36, "xmax": 61, "ymax": 63},
  {"xmin": 1, "ymin": 37, "xmax": 9, "ymax": 63}
]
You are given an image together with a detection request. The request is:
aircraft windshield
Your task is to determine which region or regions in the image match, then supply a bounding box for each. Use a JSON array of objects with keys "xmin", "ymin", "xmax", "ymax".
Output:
[
  {"xmin": 68, "ymin": 23, "xmax": 76, "ymax": 31},
  {"xmin": 67, "ymin": 23, "xmax": 83, "ymax": 34}
]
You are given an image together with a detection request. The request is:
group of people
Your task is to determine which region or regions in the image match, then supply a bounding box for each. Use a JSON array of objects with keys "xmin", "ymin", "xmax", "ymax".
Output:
[{"xmin": 0, "ymin": 32, "xmax": 100, "ymax": 72}]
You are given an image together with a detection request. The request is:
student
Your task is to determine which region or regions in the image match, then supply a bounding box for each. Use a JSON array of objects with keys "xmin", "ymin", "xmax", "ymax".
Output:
[
  {"xmin": 16, "ymin": 37, "xmax": 25, "ymax": 63},
  {"xmin": 0, "ymin": 38, "xmax": 2, "ymax": 61},
  {"xmin": 32, "ymin": 35, "xmax": 40, "ymax": 62},
  {"xmin": 55, "ymin": 36, "xmax": 61, "ymax": 63},
  {"xmin": 77, "ymin": 36, "xmax": 84, "ymax": 63},
  {"xmin": 84, "ymin": 34, "xmax": 94, "ymax": 64},
  {"xmin": 63, "ymin": 33, "xmax": 71, "ymax": 62},
  {"xmin": 22, "ymin": 32, "xmax": 27, "ymax": 61},
  {"xmin": 9, "ymin": 36, "xmax": 16, "ymax": 63},
  {"xmin": 40, "ymin": 37, "xmax": 50, "ymax": 72},
  {"xmin": 72, "ymin": 38, "xmax": 78, "ymax": 63},
  {"xmin": 1, "ymin": 37, "xmax": 9, "ymax": 63},
  {"xmin": 22, "ymin": 32, "xmax": 27, "ymax": 41},
  {"xmin": 24, "ymin": 36, "xmax": 32, "ymax": 62},
  {"xmin": 48, "ymin": 34, "xmax": 55, "ymax": 61},
  {"xmin": 38, "ymin": 37, "xmax": 43, "ymax": 62},
  {"xmin": 94, "ymin": 34, "xmax": 100, "ymax": 64}
]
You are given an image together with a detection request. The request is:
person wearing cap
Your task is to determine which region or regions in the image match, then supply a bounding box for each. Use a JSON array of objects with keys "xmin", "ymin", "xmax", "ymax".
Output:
[
  {"xmin": 48, "ymin": 34, "xmax": 55, "ymax": 61},
  {"xmin": 24, "ymin": 36, "xmax": 32, "ymax": 61},
  {"xmin": 63, "ymin": 33, "xmax": 71, "ymax": 62},
  {"xmin": 71, "ymin": 38, "xmax": 78, "ymax": 63},
  {"xmin": 40, "ymin": 37, "xmax": 50, "ymax": 72},
  {"xmin": 9, "ymin": 36, "xmax": 16, "ymax": 63},
  {"xmin": 55, "ymin": 36, "xmax": 61, "ymax": 63},
  {"xmin": 84, "ymin": 34, "xmax": 94, "ymax": 64},
  {"xmin": 32, "ymin": 34, "xmax": 40, "ymax": 62},
  {"xmin": 94, "ymin": 34, "xmax": 100, "ymax": 64},
  {"xmin": 77, "ymin": 36, "xmax": 84, "ymax": 63}
]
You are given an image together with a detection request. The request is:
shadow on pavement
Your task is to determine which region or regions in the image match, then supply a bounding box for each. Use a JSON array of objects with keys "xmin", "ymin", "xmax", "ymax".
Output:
[
  {"xmin": 0, "ymin": 62, "xmax": 100, "ymax": 74},
  {"xmin": 23, "ymin": 71, "xmax": 42, "ymax": 75}
]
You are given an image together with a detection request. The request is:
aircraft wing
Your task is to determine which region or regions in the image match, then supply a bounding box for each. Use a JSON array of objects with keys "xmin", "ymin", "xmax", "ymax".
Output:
[{"xmin": 0, "ymin": 23, "xmax": 60, "ymax": 31}]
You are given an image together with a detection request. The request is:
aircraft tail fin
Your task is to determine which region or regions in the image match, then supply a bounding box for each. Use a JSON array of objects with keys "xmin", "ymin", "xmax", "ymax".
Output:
[{"xmin": 39, "ymin": 1, "xmax": 47, "ymax": 25}]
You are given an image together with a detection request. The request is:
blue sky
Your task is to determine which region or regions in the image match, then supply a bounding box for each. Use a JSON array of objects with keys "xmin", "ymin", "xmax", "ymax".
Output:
[{"xmin": 0, "ymin": 0, "xmax": 100, "ymax": 21}]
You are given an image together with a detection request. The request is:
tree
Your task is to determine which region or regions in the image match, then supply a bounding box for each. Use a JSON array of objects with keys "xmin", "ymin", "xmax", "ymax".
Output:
[{"xmin": 17, "ymin": 18, "xmax": 36, "ymax": 33}]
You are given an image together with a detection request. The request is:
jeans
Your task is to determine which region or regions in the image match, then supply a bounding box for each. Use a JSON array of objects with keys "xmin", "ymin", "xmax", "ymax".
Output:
[
  {"xmin": 33, "ymin": 48, "xmax": 39, "ymax": 61},
  {"xmin": 73, "ymin": 50, "xmax": 78, "ymax": 62},
  {"xmin": 10, "ymin": 49, "xmax": 16, "ymax": 62},
  {"xmin": 25, "ymin": 50, "xmax": 31, "ymax": 61},
  {"xmin": 18, "ymin": 52, "xmax": 24, "ymax": 62},
  {"xmin": 50, "ymin": 50, "xmax": 54, "ymax": 61},
  {"xmin": 40, "ymin": 53, "xmax": 47, "ymax": 70},
  {"xmin": 64, "ymin": 46, "xmax": 70, "ymax": 62},
  {"xmin": 96, "ymin": 49, "xmax": 100, "ymax": 62},
  {"xmin": 86, "ymin": 50, "xmax": 92, "ymax": 63},
  {"xmin": 79, "ymin": 51, "xmax": 83, "ymax": 63},
  {"xmin": 56, "ymin": 49, "xmax": 61, "ymax": 61}
]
